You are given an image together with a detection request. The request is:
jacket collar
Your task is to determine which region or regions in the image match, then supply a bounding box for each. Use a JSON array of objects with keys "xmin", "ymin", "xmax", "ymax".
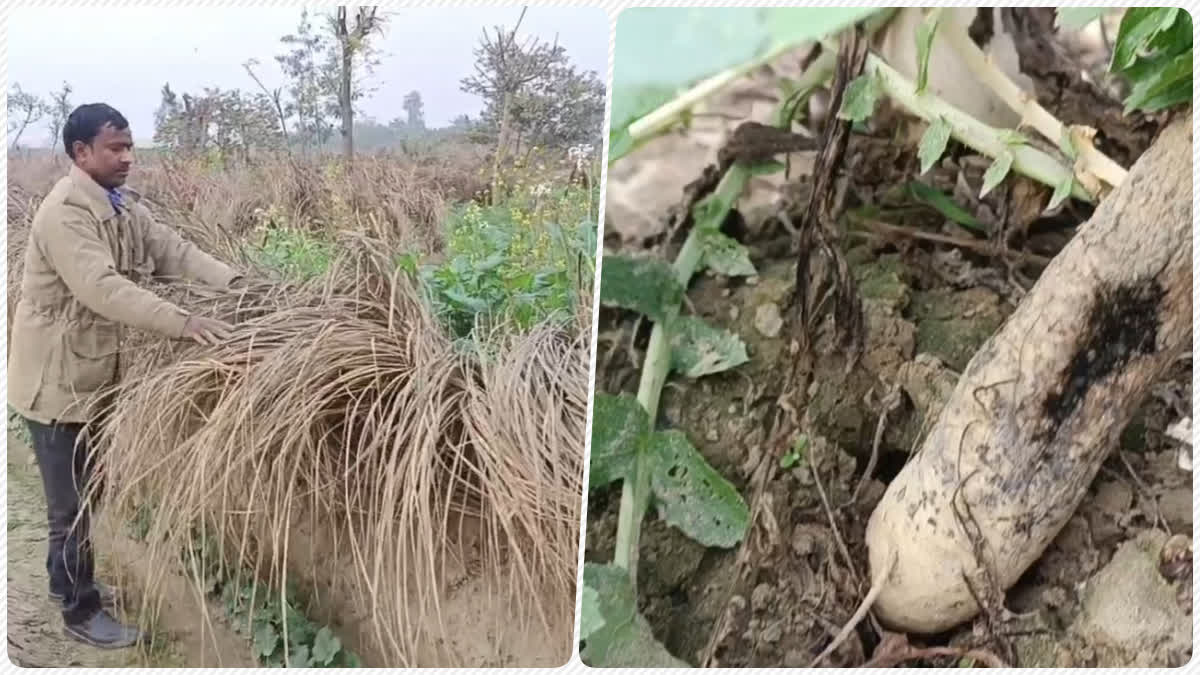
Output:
[{"xmin": 67, "ymin": 164, "xmax": 121, "ymax": 221}]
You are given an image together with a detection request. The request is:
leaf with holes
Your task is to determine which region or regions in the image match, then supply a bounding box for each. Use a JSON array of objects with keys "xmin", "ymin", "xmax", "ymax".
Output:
[
  {"xmin": 838, "ymin": 72, "xmax": 881, "ymax": 123},
  {"xmin": 700, "ymin": 230, "xmax": 756, "ymax": 277},
  {"xmin": 981, "ymin": 150, "xmax": 1013, "ymax": 198},
  {"xmin": 590, "ymin": 393, "xmax": 651, "ymax": 491},
  {"xmin": 599, "ymin": 255, "xmax": 685, "ymax": 323},
  {"xmin": 649, "ymin": 430, "xmax": 750, "ymax": 548},
  {"xmin": 915, "ymin": 8, "xmax": 943, "ymax": 94},
  {"xmin": 917, "ymin": 116, "xmax": 951, "ymax": 175},
  {"xmin": 669, "ymin": 316, "xmax": 749, "ymax": 378},
  {"xmin": 580, "ymin": 563, "xmax": 689, "ymax": 667}
]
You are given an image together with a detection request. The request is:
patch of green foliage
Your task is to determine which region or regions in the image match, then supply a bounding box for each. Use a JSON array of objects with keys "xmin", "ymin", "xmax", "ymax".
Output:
[
  {"xmin": 1057, "ymin": 7, "xmax": 1193, "ymax": 113},
  {"xmin": 1109, "ymin": 8, "xmax": 1192, "ymax": 113},
  {"xmin": 250, "ymin": 226, "xmax": 334, "ymax": 282},
  {"xmin": 184, "ymin": 530, "xmax": 361, "ymax": 668},
  {"xmin": 408, "ymin": 185, "xmax": 597, "ymax": 339},
  {"xmin": 245, "ymin": 176, "xmax": 598, "ymax": 342}
]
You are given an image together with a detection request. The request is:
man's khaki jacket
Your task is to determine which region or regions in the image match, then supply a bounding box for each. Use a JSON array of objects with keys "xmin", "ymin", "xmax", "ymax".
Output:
[{"xmin": 9, "ymin": 164, "xmax": 237, "ymax": 425}]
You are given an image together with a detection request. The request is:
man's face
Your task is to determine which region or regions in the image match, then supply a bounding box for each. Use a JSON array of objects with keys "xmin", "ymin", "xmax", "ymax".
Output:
[{"xmin": 73, "ymin": 123, "xmax": 134, "ymax": 189}]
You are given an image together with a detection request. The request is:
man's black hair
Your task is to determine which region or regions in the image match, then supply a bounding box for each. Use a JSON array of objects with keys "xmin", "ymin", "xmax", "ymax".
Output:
[{"xmin": 63, "ymin": 104, "xmax": 129, "ymax": 159}]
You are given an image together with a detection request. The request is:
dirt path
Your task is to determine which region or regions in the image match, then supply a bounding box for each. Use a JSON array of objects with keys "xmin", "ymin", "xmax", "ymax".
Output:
[{"xmin": 6, "ymin": 431, "xmax": 256, "ymax": 668}]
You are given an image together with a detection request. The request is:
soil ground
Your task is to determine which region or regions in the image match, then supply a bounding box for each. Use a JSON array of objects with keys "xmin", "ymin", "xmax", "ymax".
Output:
[
  {"xmin": 6, "ymin": 431, "xmax": 256, "ymax": 668},
  {"xmin": 589, "ymin": 14, "xmax": 1192, "ymax": 668}
]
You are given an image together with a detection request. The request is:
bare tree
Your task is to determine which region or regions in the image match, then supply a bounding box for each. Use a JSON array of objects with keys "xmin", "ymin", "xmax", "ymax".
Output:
[
  {"xmin": 47, "ymin": 81, "xmax": 74, "ymax": 154},
  {"xmin": 243, "ymin": 58, "xmax": 291, "ymax": 146},
  {"xmin": 460, "ymin": 7, "xmax": 560, "ymax": 205},
  {"xmin": 7, "ymin": 83, "xmax": 48, "ymax": 151},
  {"xmin": 277, "ymin": 10, "xmax": 336, "ymax": 153},
  {"xmin": 154, "ymin": 84, "xmax": 282, "ymax": 164},
  {"xmin": 331, "ymin": 5, "xmax": 385, "ymax": 162}
]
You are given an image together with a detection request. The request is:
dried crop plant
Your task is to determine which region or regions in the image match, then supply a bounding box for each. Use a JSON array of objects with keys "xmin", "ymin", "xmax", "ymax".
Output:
[{"xmin": 83, "ymin": 238, "xmax": 587, "ymax": 665}]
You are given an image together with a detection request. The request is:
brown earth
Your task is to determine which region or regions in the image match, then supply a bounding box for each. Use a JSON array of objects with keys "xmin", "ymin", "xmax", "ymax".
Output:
[{"xmin": 6, "ymin": 431, "xmax": 256, "ymax": 668}]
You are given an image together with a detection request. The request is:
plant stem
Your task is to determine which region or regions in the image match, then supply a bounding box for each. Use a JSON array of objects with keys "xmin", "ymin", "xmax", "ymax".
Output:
[
  {"xmin": 863, "ymin": 53, "xmax": 1096, "ymax": 202},
  {"xmin": 936, "ymin": 19, "xmax": 1129, "ymax": 189},
  {"xmin": 628, "ymin": 43, "xmax": 798, "ymax": 142},
  {"xmin": 611, "ymin": 168, "xmax": 749, "ymax": 578},
  {"xmin": 626, "ymin": 10, "xmax": 901, "ymax": 147}
]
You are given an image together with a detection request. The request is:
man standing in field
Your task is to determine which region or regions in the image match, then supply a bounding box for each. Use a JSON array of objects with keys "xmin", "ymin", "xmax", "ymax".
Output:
[{"xmin": 8, "ymin": 103, "xmax": 241, "ymax": 648}]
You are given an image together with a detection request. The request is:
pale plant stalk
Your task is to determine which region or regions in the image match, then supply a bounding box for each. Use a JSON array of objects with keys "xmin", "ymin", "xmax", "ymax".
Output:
[
  {"xmin": 936, "ymin": 19, "xmax": 1129, "ymax": 189},
  {"xmin": 862, "ymin": 52, "xmax": 1096, "ymax": 202}
]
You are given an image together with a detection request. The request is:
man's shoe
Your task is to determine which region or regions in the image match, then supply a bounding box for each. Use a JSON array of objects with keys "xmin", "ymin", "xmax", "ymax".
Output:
[
  {"xmin": 49, "ymin": 583, "xmax": 116, "ymax": 609},
  {"xmin": 62, "ymin": 610, "xmax": 142, "ymax": 649}
]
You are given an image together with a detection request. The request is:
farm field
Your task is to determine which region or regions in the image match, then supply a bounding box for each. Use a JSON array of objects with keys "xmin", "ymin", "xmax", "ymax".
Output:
[
  {"xmin": 584, "ymin": 7, "xmax": 1192, "ymax": 668},
  {"xmin": 7, "ymin": 6, "xmax": 603, "ymax": 667}
]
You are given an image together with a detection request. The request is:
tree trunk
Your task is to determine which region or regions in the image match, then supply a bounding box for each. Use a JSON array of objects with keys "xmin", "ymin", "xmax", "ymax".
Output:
[
  {"xmin": 866, "ymin": 111, "xmax": 1193, "ymax": 634},
  {"xmin": 9, "ymin": 111, "xmax": 33, "ymax": 150},
  {"xmin": 341, "ymin": 40, "xmax": 354, "ymax": 162},
  {"xmin": 490, "ymin": 91, "xmax": 513, "ymax": 206}
]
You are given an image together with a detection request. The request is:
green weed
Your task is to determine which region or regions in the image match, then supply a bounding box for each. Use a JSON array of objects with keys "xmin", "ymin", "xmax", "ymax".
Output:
[
  {"xmin": 250, "ymin": 227, "xmax": 334, "ymax": 282},
  {"xmin": 183, "ymin": 529, "xmax": 360, "ymax": 668}
]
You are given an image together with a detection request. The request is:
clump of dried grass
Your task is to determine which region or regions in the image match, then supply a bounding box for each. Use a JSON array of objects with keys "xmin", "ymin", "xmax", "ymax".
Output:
[{"xmin": 85, "ymin": 241, "xmax": 587, "ymax": 666}]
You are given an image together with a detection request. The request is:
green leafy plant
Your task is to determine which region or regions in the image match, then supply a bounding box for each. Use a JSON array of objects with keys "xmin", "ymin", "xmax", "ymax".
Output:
[
  {"xmin": 183, "ymin": 530, "xmax": 360, "ymax": 668},
  {"xmin": 409, "ymin": 196, "xmax": 596, "ymax": 340},
  {"xmin": 250, "ymin": 226, "xmax": 334, "ymax": 281},
  {"xmin": 584, "ymin": 97, "xmax": 836, "ymax": 662},
  {"xmin": 1106, "ymin": 8, "xmax": 1193, "ymax": 112}
]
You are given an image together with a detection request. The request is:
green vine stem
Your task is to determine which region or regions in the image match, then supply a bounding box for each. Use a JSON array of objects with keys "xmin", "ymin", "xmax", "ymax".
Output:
[
  {"xmin": 624, "ymin": 10, "xmax": 900, "ymax": 150},
  {"xmin": 611, "ymin": 166, "xmax": 750, "ymax": 582},
  {"xmin": 628, "ymin": 44, "xmax": 804, "ymax": 143},
  {"xmin": 861, "ymin": 52, "xmax": 1096, "ymax": 202},
  {"xmin": 936, "ymin": 19, "xmax": 1129, "ymax": 190}
]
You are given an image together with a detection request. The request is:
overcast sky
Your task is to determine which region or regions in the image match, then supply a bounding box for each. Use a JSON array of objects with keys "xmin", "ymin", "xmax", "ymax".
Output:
[{"xmin": 8, "ymin": 5, "xmax": 610, "ymax": 147}]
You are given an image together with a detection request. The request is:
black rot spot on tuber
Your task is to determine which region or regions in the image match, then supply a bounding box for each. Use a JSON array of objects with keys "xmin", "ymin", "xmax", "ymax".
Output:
[{"xmin": 1038, "ymin": 280, "xmax": 1165, "ymax": 442}]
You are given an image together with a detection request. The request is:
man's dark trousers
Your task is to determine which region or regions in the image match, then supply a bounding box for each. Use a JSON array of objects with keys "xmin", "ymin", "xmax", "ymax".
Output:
[{"xmin": 24, "ymin": 418, "xmax": 103, "ymax": 625}]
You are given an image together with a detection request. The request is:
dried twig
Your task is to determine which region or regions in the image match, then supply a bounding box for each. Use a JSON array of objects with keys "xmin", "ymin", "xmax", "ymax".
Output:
[
  {"xmin": 851, "ymin": 217, "xmax": 1053, "ymax": 266},
  {"xmin": 851, "ymin": 385, "xmax": 902, "ymax": 505}
]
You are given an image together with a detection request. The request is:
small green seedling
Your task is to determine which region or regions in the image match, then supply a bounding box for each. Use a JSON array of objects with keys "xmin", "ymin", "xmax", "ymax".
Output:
[{"xmin": 780, "ymin": 435, "xmax": 810, "ymax": 469}]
